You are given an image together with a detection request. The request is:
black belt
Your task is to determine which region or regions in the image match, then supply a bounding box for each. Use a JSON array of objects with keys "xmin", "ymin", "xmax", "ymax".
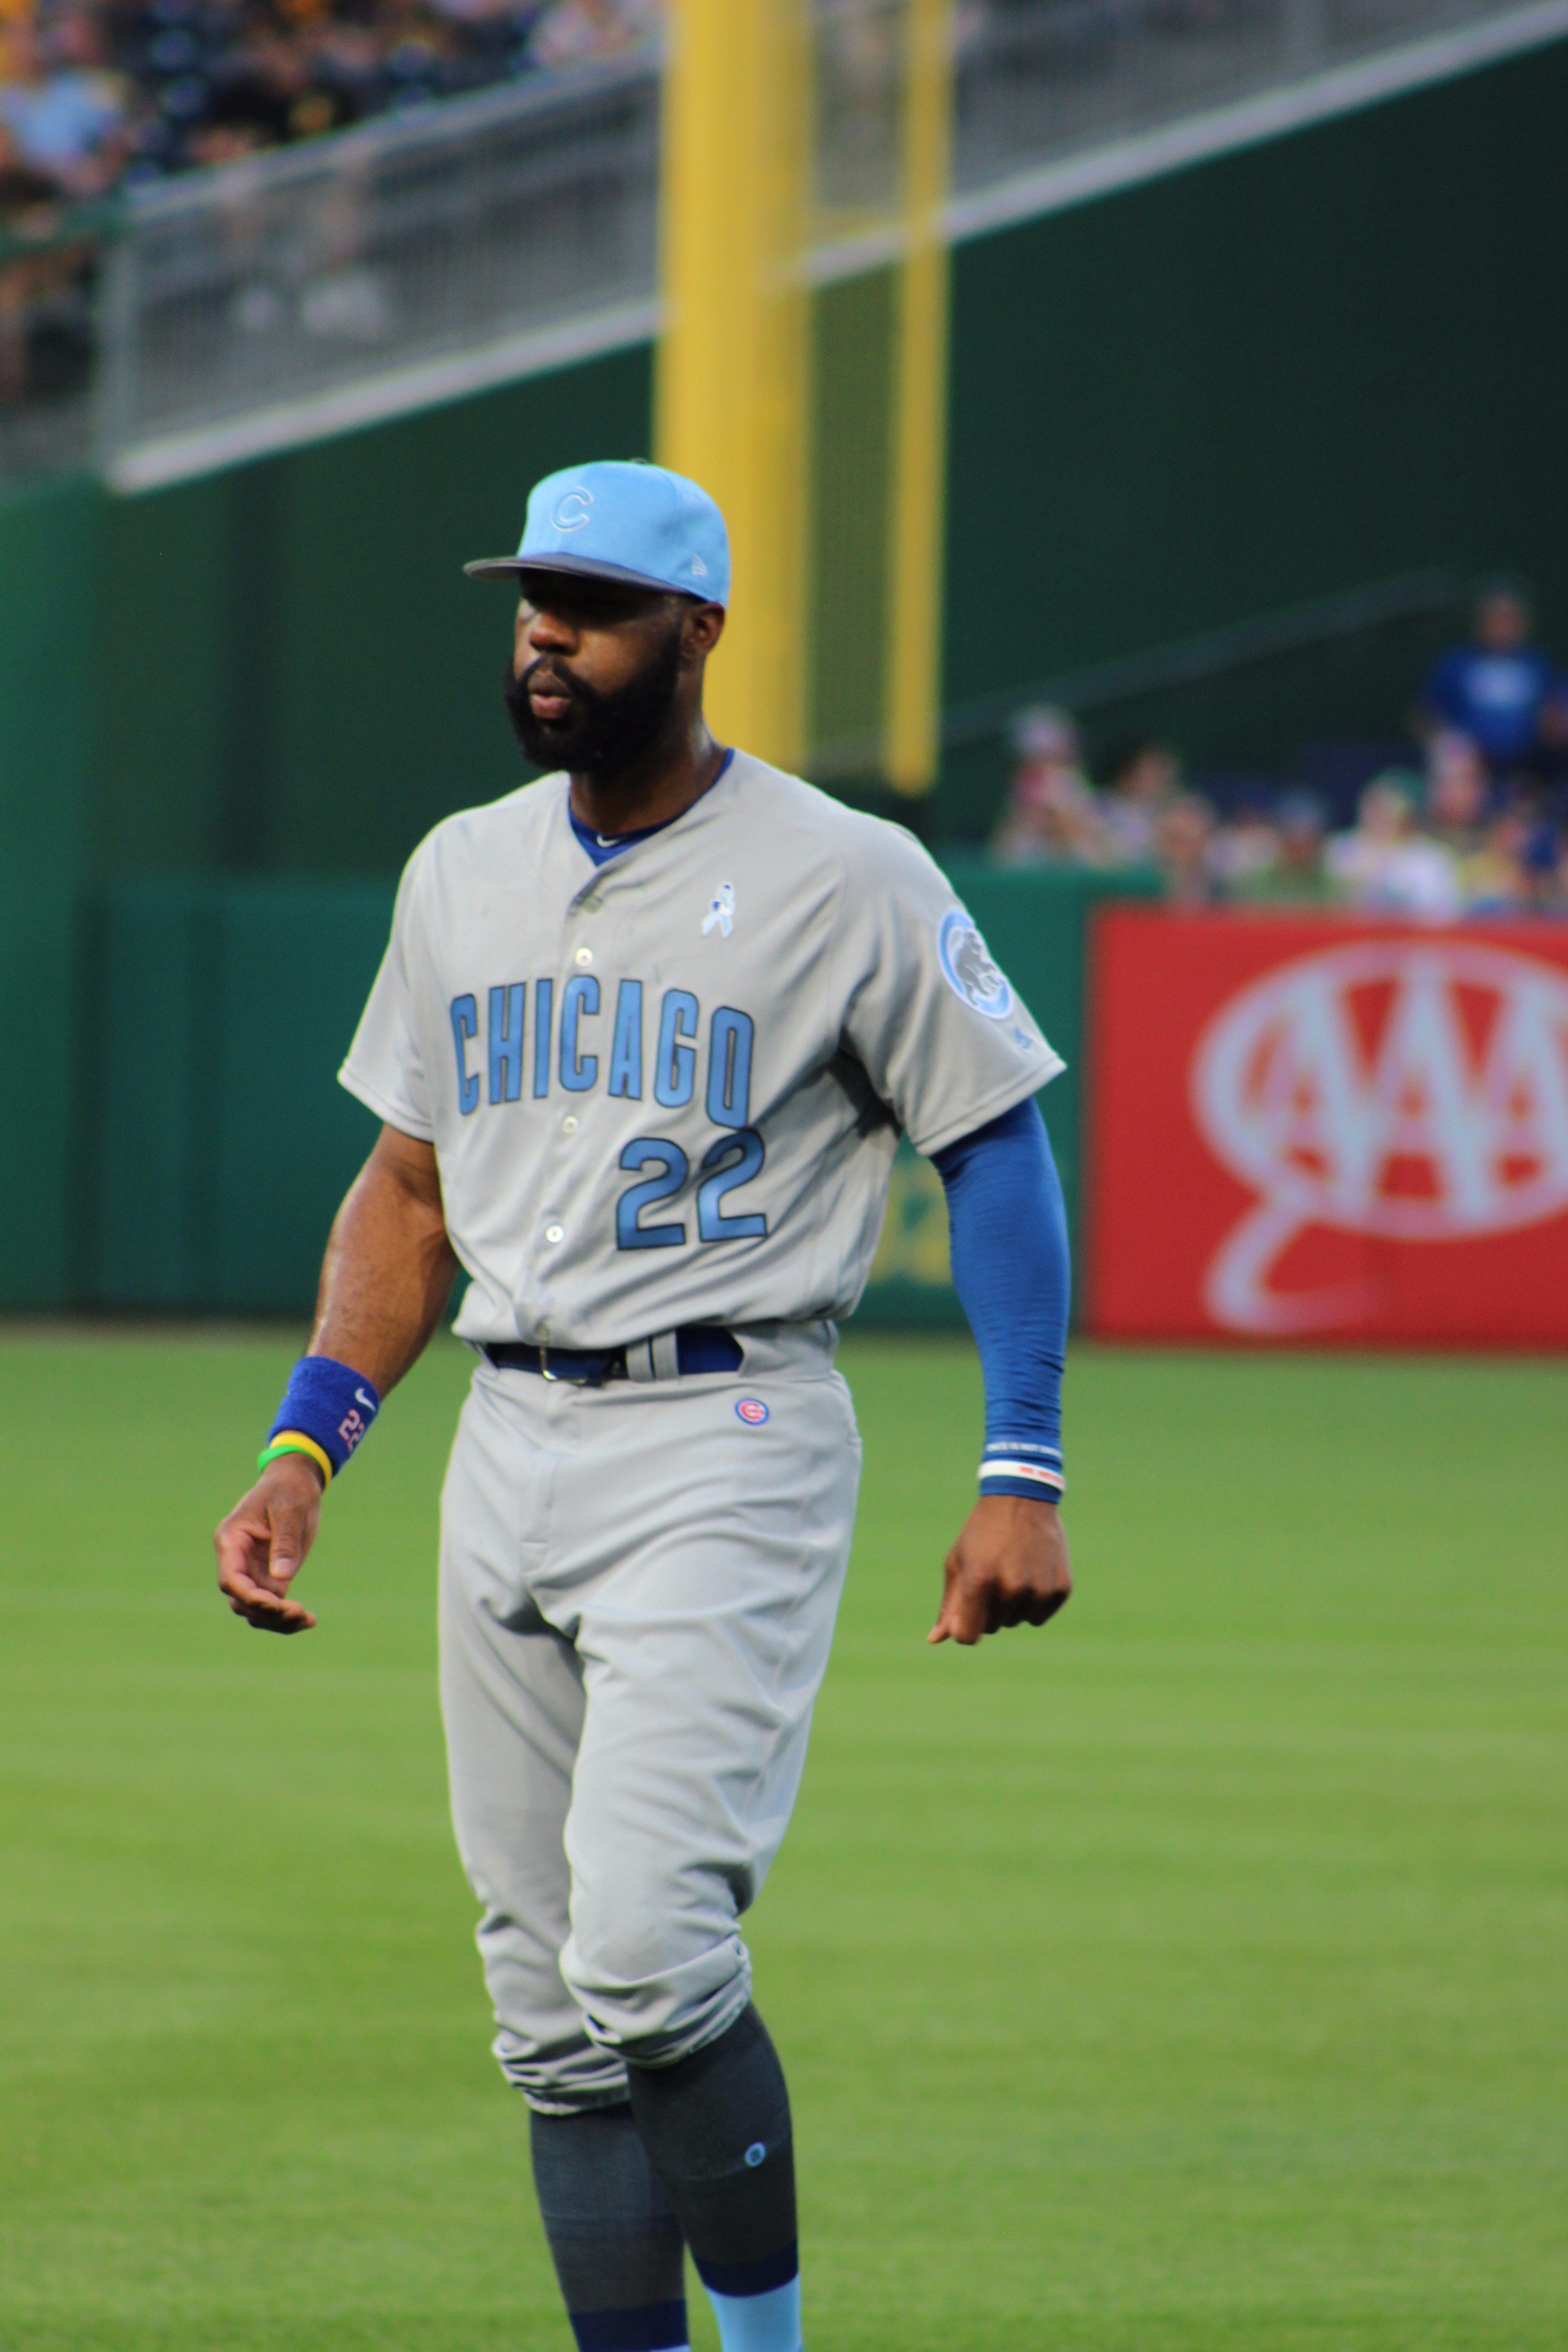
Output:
[{"xmin": 480, "ymin": 1326, "xmax": 743, "ymax": 1386}]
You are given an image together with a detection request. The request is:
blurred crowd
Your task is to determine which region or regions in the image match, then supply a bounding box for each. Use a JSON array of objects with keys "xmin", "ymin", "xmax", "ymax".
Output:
[
  {"xmin": 0, "ymin": 0, "xmax": 652, "ymax": 206},
  {"xmin": 0, "ymin": 0, "xmax": 653, "ymax": 400},
  {"xmin": 989, "ymin": 585, "xmax": 1568, "ymax": 919}
]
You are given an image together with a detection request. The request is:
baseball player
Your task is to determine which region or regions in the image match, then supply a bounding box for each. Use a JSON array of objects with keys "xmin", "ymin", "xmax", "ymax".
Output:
[{"xmin": 214, "ymin": 461, "xmax": 1073, "ymax": 2352}]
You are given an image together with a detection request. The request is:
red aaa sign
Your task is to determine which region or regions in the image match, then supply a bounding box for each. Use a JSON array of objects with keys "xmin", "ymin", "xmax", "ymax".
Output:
[{"xmin": 1087, "ymin": 911, "xmax": 1568, "ymax": 1347}]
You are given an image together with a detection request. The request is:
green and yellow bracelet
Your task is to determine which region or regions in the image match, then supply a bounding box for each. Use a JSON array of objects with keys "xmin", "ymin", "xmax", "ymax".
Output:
[{"xmin": 257, "ymin": 1431, "xmax": 334, "ymax": 1485}]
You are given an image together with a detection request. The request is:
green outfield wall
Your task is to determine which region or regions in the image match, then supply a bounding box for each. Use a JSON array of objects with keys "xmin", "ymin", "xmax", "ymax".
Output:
[
  {"xmin": 5, "ymin": 34, "xmax": 1568, "ymax": 1307},
  {"xmin": 85, "ymin": 877, "xmax": 399, "ymax": 1310},
  {"xmin": 0, "ymin": 475, "xmax": 99, "ymax": 1307}
]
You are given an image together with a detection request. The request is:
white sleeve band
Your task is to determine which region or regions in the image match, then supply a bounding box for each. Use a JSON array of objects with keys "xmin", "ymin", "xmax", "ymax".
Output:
[{"xmin": 978, "ymin": 1458, "xmax": 1064, "ymax": 1492}]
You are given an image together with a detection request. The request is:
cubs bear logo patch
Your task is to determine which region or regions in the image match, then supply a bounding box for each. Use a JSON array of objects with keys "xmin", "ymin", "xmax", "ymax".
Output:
[{"xmin": 937, "ymin": 908, "xmax": 1013, "ymax": 1019}]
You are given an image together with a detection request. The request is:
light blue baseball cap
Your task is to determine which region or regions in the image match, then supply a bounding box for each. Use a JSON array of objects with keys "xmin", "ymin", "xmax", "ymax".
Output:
[{"xmin": 464, "ymin": 459, "xmax": 730, "ymax": 605}]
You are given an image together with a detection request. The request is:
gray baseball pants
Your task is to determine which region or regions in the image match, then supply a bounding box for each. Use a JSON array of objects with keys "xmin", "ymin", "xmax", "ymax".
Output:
[{"xmin": 438, "ymin": 1322, "xmax": 861, "ymax": 2114}]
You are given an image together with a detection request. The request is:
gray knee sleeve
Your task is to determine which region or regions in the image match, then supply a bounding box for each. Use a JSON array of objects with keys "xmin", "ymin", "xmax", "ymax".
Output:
[
  {"xmin": 529, "ymin": 2103, "xmax": 685, "ymax": 2340},
  {"xmin": 626, "ymin": 2004, "xmax": 798, "ymax": 2296}
]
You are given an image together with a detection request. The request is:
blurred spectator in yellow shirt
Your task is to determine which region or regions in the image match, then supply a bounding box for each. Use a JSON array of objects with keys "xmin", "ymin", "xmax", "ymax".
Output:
[{"xmin": 1460, "ymin": 808, "xmax": 1533, "ymax": 915}]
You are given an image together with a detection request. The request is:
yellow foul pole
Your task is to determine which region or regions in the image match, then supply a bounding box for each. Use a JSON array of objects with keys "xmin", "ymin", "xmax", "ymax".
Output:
[
  {"xmin": 656, "ymin": 0, "xmax": 811, "ymax": 771},
  {"xmin": 885, "ymin": 0, "xmax": 954, "ymax": 795}
]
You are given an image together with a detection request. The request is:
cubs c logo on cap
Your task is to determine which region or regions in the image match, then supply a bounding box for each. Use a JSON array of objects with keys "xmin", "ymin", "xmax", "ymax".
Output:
[
  {"xmin": 468, "ymin": 461, "xmax": 732, "ymax": 602},
  {"xmin": 937, "ymin": 909, "xmax": 1013, "ymax": 1019}
]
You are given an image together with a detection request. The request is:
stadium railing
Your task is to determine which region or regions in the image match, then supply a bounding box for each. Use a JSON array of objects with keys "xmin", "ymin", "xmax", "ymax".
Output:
[
  {"xmin": 0, "ymin": 0, "xmax": 1550, "ymax": 495},
  {"xmin": 94, "ymin": 50, "xmax": 662, "ymax": 491}
]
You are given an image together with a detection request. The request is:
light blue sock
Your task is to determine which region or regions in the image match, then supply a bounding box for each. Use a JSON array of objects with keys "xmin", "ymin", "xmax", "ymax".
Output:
[{"xmin": 704, "ymin": 2275, "xmax": 802, "ymax": 2352}]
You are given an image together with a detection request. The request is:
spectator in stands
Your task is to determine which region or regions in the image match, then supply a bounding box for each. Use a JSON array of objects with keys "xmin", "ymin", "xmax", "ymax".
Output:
[
  {"xmin": 427, "ymin": 0, "xmax": 546, "ymax": 84},
  {"xmin": 1155, "ymin": 791, "xmax": 1220, "ymax": 906},
  {"xmin": 197, "ymin": 20, "xmax": 357, "ymax": 154},
  {"xmin": 1460, "ymin": 806, "xmax": 1533, "ymax": 917},
  {"xmin": 1543, "ymin": 833, "xmax": 1568, "ymax": 917},
  {"xmin": 0, "ymin": 103, "xmax": 99, "ymax": 402},
  {"xmin": 0, "ymin": 0, "xmax": 657, "ymax": 197},
  {"xmin": 0, "ymin": 9, "xmax": 127, "ymax": 197},
  {"xmin": 1207, "ymin": 787, "xmax": 1278, "ymax": 896},
  {"xmin": 1424, "ymin": 728, "xmax": 1490, "ymax": 855},
  {"xmin": 1418, "ymin": 735, "xmax": 1567, "ymax": 913},
  {"xmin": 528, "ymin": 0, "xmax": 656, "ymax": 67},
  {"xmin": 0, "ymin": 114, "xmax": 59, "ymax": 224},
  {"xmin": 1518, "ymin": 804, "xmax": 1567, "ymax": 912},
  {"xmin": 1232, "ymin": 791, "xmax": 1337, "ymax": 906},
  {"xmin": 1327, "ymin": 771, "xmax": 1462, "ymax": 919},
  {"xmin": 1417, "ymin": 583, "xmax": 1563, "ymax": 779},
  {"xmin": 1094, "ymin": 735, "xmax": 1177, "ymax": 866},
  {"xmin": 989, "ymin": 704, "xmax": 1107, "ymax": 866},
  {"xmin": 0, "ymin": 120, "xmax": 59, "ymax": 393}
]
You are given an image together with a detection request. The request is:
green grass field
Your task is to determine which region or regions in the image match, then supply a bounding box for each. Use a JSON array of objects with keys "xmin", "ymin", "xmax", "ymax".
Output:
[{"xmin": 1, "ymin": 1330, "xmax": 1564, "ymax": 2351}]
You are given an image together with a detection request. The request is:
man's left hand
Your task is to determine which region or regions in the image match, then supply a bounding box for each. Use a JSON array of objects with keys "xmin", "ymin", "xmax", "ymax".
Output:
[{"xmin": 929, "ymin": 1494, "xmax": 1071, "ymax": 1646}]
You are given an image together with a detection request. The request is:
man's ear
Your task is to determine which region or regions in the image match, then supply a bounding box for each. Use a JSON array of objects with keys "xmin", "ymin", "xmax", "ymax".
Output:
[{"xmin": 682, "ymin": 602, "xmax": 726, "ymax": 661}]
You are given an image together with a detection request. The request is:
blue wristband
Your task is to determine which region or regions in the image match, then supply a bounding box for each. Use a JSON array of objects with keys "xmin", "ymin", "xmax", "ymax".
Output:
[
  {"xmin": 978, "ymin": 1441, "xmax": 1064, "ymax": 1502},
  {"xmin": 265, "ymin": 1356, "xmax": 381, "ymax": 1477}
]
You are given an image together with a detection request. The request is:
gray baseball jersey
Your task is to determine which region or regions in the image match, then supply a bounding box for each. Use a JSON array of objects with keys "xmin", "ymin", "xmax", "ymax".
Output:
[{"xmin": 340, "ymin": 749, "xmax": 1063, "ymax": 1348}]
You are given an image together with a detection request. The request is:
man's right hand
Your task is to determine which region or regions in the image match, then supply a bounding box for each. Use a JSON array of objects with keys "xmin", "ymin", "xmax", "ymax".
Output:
[
  {"xmin": 211, "ymin": 1122, "xmax": 458, "ymax": 1637},
  {"xmin": 214, "ymin": 1456, "xmax": 325, "ymax": 1633}
]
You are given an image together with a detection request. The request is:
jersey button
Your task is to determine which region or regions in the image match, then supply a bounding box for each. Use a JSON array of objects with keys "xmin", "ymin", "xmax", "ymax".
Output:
[
  {"xmin": 545, "ymin": 1224, "xmax": 565, "ymax": 1245},
  {"xmin": 573, "ymin": 946, "xmax": 593, "ymax": 968},
  {"xmin": 561, "ymin": 1115, "xmax": 579, "ymax": 1134}
]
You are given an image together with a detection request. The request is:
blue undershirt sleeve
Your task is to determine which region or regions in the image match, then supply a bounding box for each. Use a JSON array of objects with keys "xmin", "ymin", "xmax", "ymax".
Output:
[{"xmin": 930, "ymin": 1096, "xmax": 1069, "ymax": 1502}]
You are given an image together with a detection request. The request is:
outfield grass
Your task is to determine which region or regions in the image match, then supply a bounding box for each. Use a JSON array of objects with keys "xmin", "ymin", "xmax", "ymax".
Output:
[{"xmin": 1, "ymin": 1330, "xmax": 1564, "ymax": 2351}]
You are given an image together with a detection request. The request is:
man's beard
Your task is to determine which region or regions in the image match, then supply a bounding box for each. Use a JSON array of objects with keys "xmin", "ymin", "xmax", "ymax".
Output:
[{"xmin": 502, "ymin": 626, "xmax": 684, "ymax": 774}]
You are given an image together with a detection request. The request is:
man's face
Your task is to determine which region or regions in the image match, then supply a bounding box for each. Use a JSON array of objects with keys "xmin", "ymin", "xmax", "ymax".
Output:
[
  {"xmin": 1279, "ymin": 819, "xmax": 1323, "ymax": 873},
  {"xmin": 504, "ymin": 572, "xmax": 693, "ymax": 773},
  {"xmin": 1109, "ymin": 747, "xmax": 1177, "ymax": 804},
  {"xmin": 1476, "ymin": 593, "xmax": 1528, "ymax": 652},
  {"xmin": 1361, "ymin": 783, "xmax": 1411, "ymax": 843}
]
